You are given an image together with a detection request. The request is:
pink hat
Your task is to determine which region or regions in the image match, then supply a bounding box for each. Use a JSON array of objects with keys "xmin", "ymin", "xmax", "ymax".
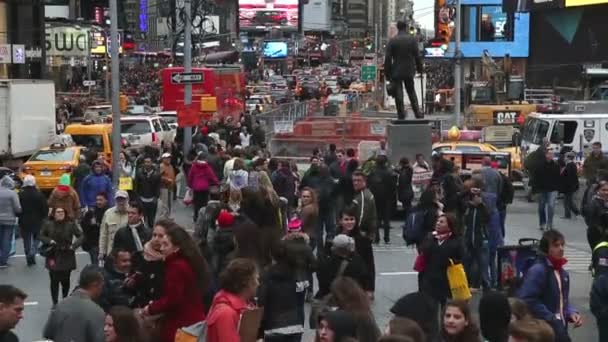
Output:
[{"xmin": 287, "ymin": 218, "xmax": 302, "ymax": 233}]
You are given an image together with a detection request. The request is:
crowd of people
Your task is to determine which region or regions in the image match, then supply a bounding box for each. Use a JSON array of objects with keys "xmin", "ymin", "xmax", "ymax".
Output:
[{"xmin": 4, "ymin": 111, "xmax": 608, "ymax": 342}]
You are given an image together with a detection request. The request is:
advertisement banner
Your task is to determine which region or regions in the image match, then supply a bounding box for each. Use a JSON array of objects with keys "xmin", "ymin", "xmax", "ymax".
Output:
[
  {"xmin": 0, "ymin": 45, "xmax": 11, "ymax": 64},
  {"xmin": 239, "ymin": 0, "xmax": 299, "ymax": 31},
  {"xmin": 45, "ymin": 26, "xmax": 90, "ymax": 57}
]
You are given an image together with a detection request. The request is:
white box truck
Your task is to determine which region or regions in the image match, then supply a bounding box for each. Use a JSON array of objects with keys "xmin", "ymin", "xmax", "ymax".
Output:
[{"xmin": 0, "ymin": 80, "xmax": 56, "ymax": 166}]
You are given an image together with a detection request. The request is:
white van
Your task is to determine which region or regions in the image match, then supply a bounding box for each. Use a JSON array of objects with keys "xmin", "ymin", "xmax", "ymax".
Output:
[{"xmin": 521, "ymin": 101, "xmax": 608, "ymax": 157}]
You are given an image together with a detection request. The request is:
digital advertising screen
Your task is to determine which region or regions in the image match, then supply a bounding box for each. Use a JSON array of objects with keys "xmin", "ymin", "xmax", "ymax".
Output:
[
  {"xmin": 239, "ymin": 0, "xmax": 299, "ymax": 31},
  {"xmin": 263, "ymin": 41, "xmax": 288, "ymax": 58}
]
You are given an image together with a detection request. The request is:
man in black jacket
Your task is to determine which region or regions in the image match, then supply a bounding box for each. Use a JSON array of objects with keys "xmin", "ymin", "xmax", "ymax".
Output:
[
  {"xmin": 384, "ymin": 20, "xmax": 424, "ymax": 119},
  {"xmin": 112, "ymin": 204, "xmax": 151, "ymax": 268},
  {"xmin": 367, "ymin": 155, "xmax": 397, "ymax": 244},
  {"xmin": 534, "ymin": 149, "xmax": 561, "ymax": 230},
  {"xmin": 100, "ymin": 249, "xmax": 135, "ymax": 311},
  {"xmin": 134, "ymin": 157, "xmax": 161, "ymax": 227}
]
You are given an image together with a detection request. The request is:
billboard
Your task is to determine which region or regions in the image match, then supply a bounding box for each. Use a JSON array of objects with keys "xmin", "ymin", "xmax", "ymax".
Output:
[
  {"xmin": 45, "ymin": 26, "xmax": 90, "ymax": 57},
  {"xmin": 303, "ymin": 0, "xmax": 331, "ymax": 31},
  {"xmin": 529, "ymin": 6, "xmax": 608, "ymax": 64},
  {"xmin": 239, "ymin": 0, "xmax": 299, "ymax": 31}
]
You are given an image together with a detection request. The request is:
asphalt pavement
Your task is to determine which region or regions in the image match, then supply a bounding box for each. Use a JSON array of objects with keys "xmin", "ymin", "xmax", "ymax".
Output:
[{"xmin": 3, "ymin": 191, "xmax": 599, "ymax": 342}]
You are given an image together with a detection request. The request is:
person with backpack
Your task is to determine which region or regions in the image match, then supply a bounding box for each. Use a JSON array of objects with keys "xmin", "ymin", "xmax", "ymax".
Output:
[
  {"xmin": 402, "ymin": 190, "xmax": 439, "ymax": 247},
  {"xmin": 517, "ymin": 229, "xmax": 582, "ymax": 342},
  {"xmin": 462, "ymin": 187, "xmax": 491, "ymax": 291}
]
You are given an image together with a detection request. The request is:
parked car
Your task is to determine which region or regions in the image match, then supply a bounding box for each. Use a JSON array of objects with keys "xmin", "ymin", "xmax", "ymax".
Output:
[{"xmin": 120, "ymin": 116, "xmax": 175, "ymax": 149}]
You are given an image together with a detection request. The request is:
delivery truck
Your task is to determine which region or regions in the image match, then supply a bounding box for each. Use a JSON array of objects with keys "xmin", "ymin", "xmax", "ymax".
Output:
[{"xmin": 0, "ymin": 80, "xmax": 56, "ymax": 167}]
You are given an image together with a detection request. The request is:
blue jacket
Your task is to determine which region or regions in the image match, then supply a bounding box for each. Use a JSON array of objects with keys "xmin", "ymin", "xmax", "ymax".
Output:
[
  {"xmin": 79, "ymin": 173, "xmax": 114, "ymax": 208},
  {"xmin": 517, "ymin": 257, "xmax": 577, "ymax": 341}
]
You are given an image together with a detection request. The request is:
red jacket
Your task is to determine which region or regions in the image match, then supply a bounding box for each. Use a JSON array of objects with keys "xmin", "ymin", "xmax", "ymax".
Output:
[
  {"xmin": 205, "ymin": 290, "xmax": 248, "ymax": 342},
  {"xmin": 188, "ymin": 161, "xmax": 218, "ymax": 192},
  {"xmin": 148, "ymin": 251, "xmax": 205, "ymax": 342}
]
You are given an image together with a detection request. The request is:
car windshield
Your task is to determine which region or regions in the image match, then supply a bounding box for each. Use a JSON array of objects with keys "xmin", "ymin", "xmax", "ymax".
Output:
[
  {"xmin": 522, "ymin": 118, "xmax": 550, "ymax": 145},
  {"xmin": 31, "ymin": 149, "xmax": 75, "ymax": 162},
  {"xmin": 122, "ymin": 121, "xmax": 151, "ymax": 134},
  {"xmin": 71, "ymin": 134, "xmax": 104, "ymax": 149}
]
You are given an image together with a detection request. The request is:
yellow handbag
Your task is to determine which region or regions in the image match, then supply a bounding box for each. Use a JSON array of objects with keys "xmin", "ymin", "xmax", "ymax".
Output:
[
  {"xmin": 119, "ymin": 177, "xmax": 133, "ymax": 191},
  {"xmin": 446, "ymin": 258, "xmax": 472, "ymax": 301}
]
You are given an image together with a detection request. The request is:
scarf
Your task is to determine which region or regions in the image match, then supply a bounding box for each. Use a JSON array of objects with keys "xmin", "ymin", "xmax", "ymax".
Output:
[
  {"xmin": 143, "ymin": 241, "xmax": 164, "ymax": 262},
  {"xmin": 548, "ymin": 256, "xmax": 568, "ymax": 271},
  {"xmin": 433, "ymin": 231, "xmax": 452, "ymax": 242}
]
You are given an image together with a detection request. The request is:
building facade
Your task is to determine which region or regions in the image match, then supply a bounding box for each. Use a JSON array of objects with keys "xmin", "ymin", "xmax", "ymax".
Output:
[
  {"xmin": 346, "ymin": 0, "xmax": 367, "ymax": 37},
  {"xmin": 527, "ymin": 4, "xmax": 608, "ymax": 87}
]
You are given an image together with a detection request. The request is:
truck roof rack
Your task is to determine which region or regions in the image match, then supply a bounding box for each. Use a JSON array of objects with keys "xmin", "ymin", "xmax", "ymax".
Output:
[{"xmin": 550, "ymin": 101, "xmax": 608, "ymax": 114}]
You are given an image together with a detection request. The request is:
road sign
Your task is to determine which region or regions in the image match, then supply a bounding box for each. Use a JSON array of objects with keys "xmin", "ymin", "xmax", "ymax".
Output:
[
  {"xmin": 361, "ymin": 65, "xmax": 377, "ymax": 81},
  {"xmin": 171, "ymin": 72, "xmax": 204, "ymax": 84},
  {"xmin": 83, "ymin": 80, "xmax": 96, "ymax": 87}
]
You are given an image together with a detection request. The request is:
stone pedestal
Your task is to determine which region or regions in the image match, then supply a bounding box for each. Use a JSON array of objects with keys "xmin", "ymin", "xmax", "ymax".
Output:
[{"xmin": 386, "ymin": 120, "xmax": 432, "ymax": 165}]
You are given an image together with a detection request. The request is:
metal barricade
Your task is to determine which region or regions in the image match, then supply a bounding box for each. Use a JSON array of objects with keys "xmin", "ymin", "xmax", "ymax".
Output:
[{"xmin": 257, "ymin": 101, "xmax": 312, "ymax": 143}]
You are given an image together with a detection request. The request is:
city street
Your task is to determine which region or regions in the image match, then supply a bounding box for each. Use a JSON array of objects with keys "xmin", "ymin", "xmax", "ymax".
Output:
[{"xmin": 4, "ymin": 191, "xmax": 598, "ymax": 341}]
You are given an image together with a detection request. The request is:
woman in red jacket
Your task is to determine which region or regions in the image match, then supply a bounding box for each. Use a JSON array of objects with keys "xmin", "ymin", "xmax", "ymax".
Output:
[
  {"xmin": 188, "ymin": 152, "xmax": 219, "ymax": 222},
  {"xmin": 143, "ymin": 226, "xmax": 210, "ymax": 342},
  {"xmin": 206, "ymin": 258, "xmax": 260, "ymax": 342}
]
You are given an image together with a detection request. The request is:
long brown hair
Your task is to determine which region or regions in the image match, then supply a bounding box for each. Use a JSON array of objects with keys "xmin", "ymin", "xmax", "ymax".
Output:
[
  {"xmin": 108, "ymin": 305, "xmax": 147, "ymax": 342},
  {"xmin": 165, "ymin": 226, "xmax": 211, "ymax": 292},
  {"xmin": 330, "ymin": 276, "xmax": 371, "ymax": 314},
  {"xmin": 300, "ymin": 186, "xmax": 318, "ymax": 217},
  {"xmin": 442, "ymin": 300, "xmax": 481, "ymax": 342}
]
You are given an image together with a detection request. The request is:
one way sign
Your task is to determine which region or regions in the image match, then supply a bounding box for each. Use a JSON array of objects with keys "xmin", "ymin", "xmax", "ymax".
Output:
[{"xmin": 171, "ymin": 72, "xmax": 204, "ymax": 84}]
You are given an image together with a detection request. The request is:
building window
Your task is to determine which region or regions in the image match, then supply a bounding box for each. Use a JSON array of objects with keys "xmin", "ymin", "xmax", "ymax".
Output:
[{"xmin": 461, "ymin": 5, "xmax": 514, "ymax": 42}]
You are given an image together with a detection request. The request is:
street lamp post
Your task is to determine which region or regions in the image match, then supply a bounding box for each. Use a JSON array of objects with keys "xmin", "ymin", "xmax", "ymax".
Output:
[
  {"xmin": 109, "ymin": 0, "xmax": 121, "ymax": 187},
  {"xmin": 183, "ymin": 0, "xmax": 193, "ymax": 157}
]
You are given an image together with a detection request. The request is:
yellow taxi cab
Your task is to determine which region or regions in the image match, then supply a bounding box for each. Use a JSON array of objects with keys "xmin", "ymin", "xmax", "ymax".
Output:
[
  {"xmin": 20, "ymin": 143, "xmax": 84, "ymax": 191},
  {"xmin": 64, "ymin": 122, "xmax": 113, "ymax": 165},
  {"xmin": 432, "ymin": 141, "xmax": 524, "ymax": 180}
]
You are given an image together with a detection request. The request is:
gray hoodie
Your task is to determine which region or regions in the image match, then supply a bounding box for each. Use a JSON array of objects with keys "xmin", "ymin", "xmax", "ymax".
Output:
[{"xmin": 0, "ymin": 176, "xmax": 20, "ymax": 225}]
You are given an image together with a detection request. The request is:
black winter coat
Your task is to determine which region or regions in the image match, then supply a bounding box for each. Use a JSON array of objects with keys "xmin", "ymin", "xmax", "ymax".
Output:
[
  {"xmin": 533, "ymin": 160, "xmax": 560, "ymax": 193},
  {"xmin": 80, "ymin": 206, "xmax": 108, "ymax": 251},
  {"xmin": 112, "ymin": 223, "xmax": 152, "ymax": 268},
  {"xmin": 368, "ymin": 166, "xmax": 396, "ymax": 204},
  {"xmin": 463, "ymin": 203, "xmax": 490, "ymax": 249},
  {"xmin": 100, "ymin": 263, "xmax": 134, "ymax": 311},
  {"xmin": 132, "ymin": 257, "xmax": 164, "ymax": 308},
  {"xmin": 421, "ymin": 234, "xmax": 465, "ymax": 304},
  {"xmin": 39, "ymin": 220, "xmax": 83, "ymax": 272},
  {"xmin": 560, "ymin": 162, "xmax": 579, "ymax": 194},
  {"xmin": 258, "ymin": 264, "xmax": 306, "ymax": 336},
  {"xmin": 397, "ymin": 167, "xmax": 414, "ymax": 206},
  {"xmin": 134, "ymin": 168, "xmax": 161, "ymax": 199},
  {"xmin": 18, "ymin": 186, "xmax": 48, "ymax": 232},
  {"xmin": 316, "ymin": 252, "xmax": 371, "ymax": 298}
]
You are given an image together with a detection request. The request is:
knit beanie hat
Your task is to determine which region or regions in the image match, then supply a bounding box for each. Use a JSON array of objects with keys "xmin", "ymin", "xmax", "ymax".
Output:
[
  {"xmin": 217, "ymin": 210, "xmax": 235, "ymax": 228},
  {"xmin": 287, "ymin": 218, "xmax": 302, "ymax": 233}
]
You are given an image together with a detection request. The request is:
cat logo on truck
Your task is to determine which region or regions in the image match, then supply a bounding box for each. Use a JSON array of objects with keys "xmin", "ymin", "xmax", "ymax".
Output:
[{"xmin": 493, "ymin": 111, "xmax": 521, "ymax": 125}]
